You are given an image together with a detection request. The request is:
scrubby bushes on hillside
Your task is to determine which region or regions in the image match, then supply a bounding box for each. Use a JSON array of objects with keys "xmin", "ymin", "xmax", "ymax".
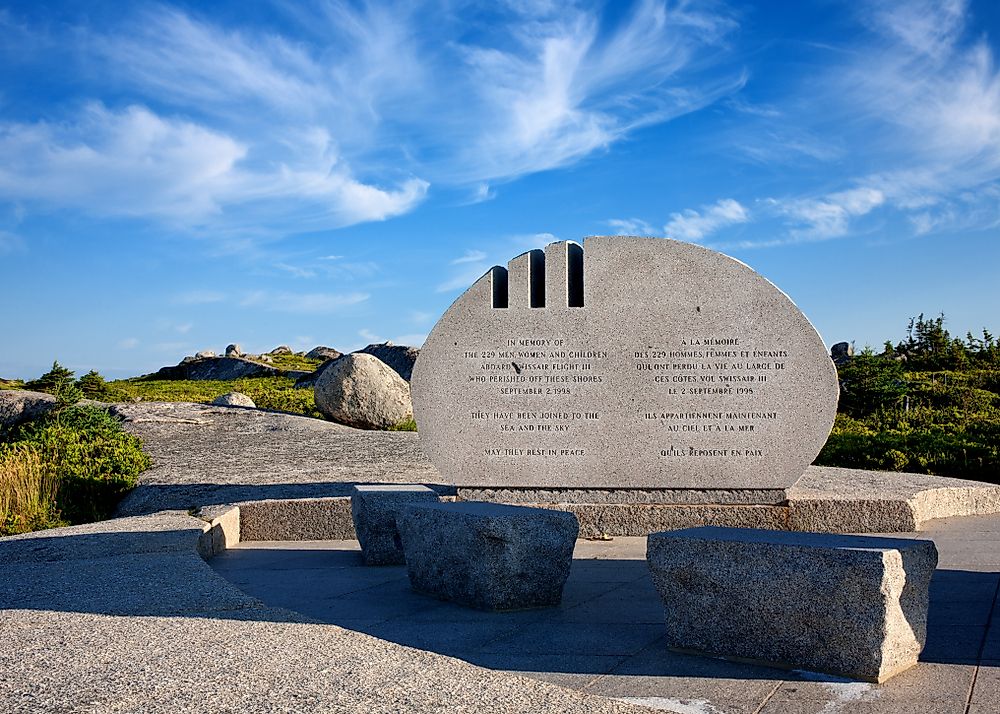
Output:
[
  {"xmin": 817, "ymin": 314, "xmax": 1000, "ymax": 483},
  {"xmin": 0, "ymin": 405, "xmax": 150, "ymax": 534}
]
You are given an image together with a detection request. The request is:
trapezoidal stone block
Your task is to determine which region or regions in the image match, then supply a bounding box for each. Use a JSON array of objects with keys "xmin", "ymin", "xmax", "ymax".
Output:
[
  {"xmin": 396, "ymin": 501, "xmax": 579, "ymax": 610},
  {"xmin": 411, "ymin": 236, "xmax": 839, "ymax": 492},
  {"xmin": 350, "ymin": 485, "xmax": 440, "ymax": 565},
  {"xmin": 646, "ymin": 526, "xmax": 938, "ymax": 682}
]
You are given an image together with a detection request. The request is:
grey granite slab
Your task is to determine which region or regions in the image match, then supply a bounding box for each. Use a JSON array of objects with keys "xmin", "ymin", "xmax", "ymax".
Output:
[
  {"xmin": 412, "ymin": 236, "xmax": 839, "ymax": 490},
  {"xmin": 646, "ymin": 527, "xmax": 939, "ymax": 682}
]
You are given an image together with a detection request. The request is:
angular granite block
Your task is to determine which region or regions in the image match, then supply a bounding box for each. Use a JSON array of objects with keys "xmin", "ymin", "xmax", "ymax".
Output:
[
  {"xmin": 397, "ymin": 502, "xmax": 579, "ymax": 611},
  {"xmin": 646, "ymin": 526, "xmax": 938, "ymax": 683},
  {"xmin": 350, "ymin": 484, "xmax": 440, "ymax": 565}
]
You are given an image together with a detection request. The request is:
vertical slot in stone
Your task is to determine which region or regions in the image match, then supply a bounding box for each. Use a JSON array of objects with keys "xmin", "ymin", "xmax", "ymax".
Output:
[
  {"xmin": 529, "ymin": 249, "xmax": 545, "ymax": 308},
  {"xmin": 567, "ymin": 242, "xmax": 584, "ymax": 307},
  {"xmin": 491, "ymin": 266, "xmax": 509, "ymax": 308}
]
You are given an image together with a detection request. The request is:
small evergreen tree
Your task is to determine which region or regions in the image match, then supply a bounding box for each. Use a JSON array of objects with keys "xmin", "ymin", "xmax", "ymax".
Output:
[
  {"xmin": 26, "ymin": 361, "xmax": 82, "ymax": 407},
  {"xmin": 77, "ymin": 370, "xmax": 109, "ymax": 399}
]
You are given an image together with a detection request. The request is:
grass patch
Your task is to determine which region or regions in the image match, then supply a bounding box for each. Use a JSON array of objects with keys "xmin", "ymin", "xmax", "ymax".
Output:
[
  {"xmin": 105, "ymin": 376, "xmax": 322, "ymax": 418},
  {"xmin": 388, "ymin": 417, "xmax": 418, "ymax": 432},
  {"xmin": 0, "ymin": 445, "xmax": 66, "ymax": 535},
  {"xmin": 265, "ymin": 353, "xmax": 324, "ymax": 372}
]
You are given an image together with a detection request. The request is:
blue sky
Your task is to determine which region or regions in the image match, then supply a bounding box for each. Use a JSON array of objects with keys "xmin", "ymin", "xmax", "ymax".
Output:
[{"xmin": 1, "ymin": 0, "xmax": 998, "ymax": 380}]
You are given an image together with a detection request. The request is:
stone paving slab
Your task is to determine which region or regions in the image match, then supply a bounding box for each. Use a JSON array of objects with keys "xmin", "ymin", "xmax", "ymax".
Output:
[
  {"xmin": 211, "ymin": 515, "xmax": 1000, "ymax": 713},
  {"xmin": 0, "ymin": 510, "xmax": 653, "ymax": 714}
]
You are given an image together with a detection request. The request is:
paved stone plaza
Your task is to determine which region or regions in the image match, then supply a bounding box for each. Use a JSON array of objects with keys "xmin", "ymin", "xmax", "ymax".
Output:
[{"xmin": 212, "ymin": 513, "xmax": 1000, "ymax": 713}]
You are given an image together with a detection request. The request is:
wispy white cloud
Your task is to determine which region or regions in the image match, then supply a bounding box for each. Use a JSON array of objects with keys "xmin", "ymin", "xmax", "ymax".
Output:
[
  {"xmin": 0, "ymin": 104, "xmax": 428, "ymax": 229},
  {"xmin": 664, "ymin": 199, "xmax": 749, "ymax": 241},
  {"xmin": 764, "ymin": 187, "xmax": 885, "ymax": 242},
  {"xmin": 0, "ymin": 2, "xmax": 741, "ymax": 237},
  {"xmin": 606, "ymin": 218, "xmax": 658, "ymax": 236},
  {"xmin": 451, "ymin": 250, "xmax": 488, "ymax": 265},
  {"xmin": 239, "ymin": 290, "xmax": 369, "ymax": 314},
  {"xmin": 275, "ymin": 263, "xmax": 318, "ymax": 279},
  {"xmin": 117, "ymin": 337, "xmax": 139, "ymax": 349},
  {"xmin": 452, "ymin": 0, "xmax": 743, "ymax": 182}
]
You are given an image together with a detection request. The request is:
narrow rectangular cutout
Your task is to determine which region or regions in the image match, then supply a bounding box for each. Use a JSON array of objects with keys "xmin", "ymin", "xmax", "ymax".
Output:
[
  {"xmin": 567, "ymin": 242, "xmax": 584, "ymax": 307},
  {"xmin": 528, "ymin": 249, "xmax": 545, "ymax": 308},
  {"xmin": 491, "ymin": 266, "xmax": 509, "ymax": 308}
]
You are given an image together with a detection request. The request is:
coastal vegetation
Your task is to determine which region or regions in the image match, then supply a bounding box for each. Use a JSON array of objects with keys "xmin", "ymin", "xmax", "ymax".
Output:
[
  {"xmin": 1, "ymin": 362, "xmax": 151, "ymax": 535},
  {"xmin": 816, "ymin": 314, "xmax": 1000, "ymax": 482}
]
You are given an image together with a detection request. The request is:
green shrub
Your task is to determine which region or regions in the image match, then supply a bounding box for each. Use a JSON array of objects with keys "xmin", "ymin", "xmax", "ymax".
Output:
[{"xmin": 8, "ymin": 406, "xmax": 150, "ymax": 524}]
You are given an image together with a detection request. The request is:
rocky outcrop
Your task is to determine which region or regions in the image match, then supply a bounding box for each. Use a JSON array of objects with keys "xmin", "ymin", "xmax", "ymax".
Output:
[
  {"xmin": 211, "ymin": 392, "xmax": 256, "ymax": 408},
  {"xmin": 831, "ymin": 342, "xmax": 854, "ymax": 366},
  {"xmin": 359, "ymin": 342, "xmax": 419, "ymax": 382},
  {"xmin": 314, "ymin": 353, "xmax": 412, "ymax": 430},
  {"xmin": 0, "ymin": 390, "xmax": 57, "ymax": 436},
  {"xmin": 270, "ymin": 345, "xmax": 293, "ymax": 355},
  {"xmin": 306, "ymin": 346, "xmax": 342, "ymax": 362},
  {"xmin": 147, "ymin": 357, "xmax": 283, "ymax": 381},
  {"xmin": 195, "ymin": 350, "xmax": 217, "ymax": 359},
  {"xmin": 225, "ymin": 344, "xmax": 242, "ymax": 358}
]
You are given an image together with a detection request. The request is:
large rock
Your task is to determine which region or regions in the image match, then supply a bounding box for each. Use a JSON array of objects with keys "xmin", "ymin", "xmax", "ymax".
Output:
[
  {"xmin": 306, "ymin": 346, "xmax": 342, "ymax": 362},
  {"xmin": 147, "ymin": 357, "xmax": 283, "ymax": 381},
  {"xmin": 646, "ymin": 526, "xmax": 938, "ymax": 683},
  {"xmin": 270, "ymin": 345, "xmax": 293, "ymax": 355},
  {"xmin": 351, "ymin": 484, "xmax": 440, "ymax": 565},
  {"xmin": 831, "ymin": 341, "xmax": 854, "ymax": 365},
  {"xmin": 225, "ymin": 344, "xmax": 242, "ymax": 358},
  {"xmin": 314, "ymin": 353, "xmax": 412, "ymax": 430},
  {"xmin": 195, "ymin": 350, "xmax": 216, "ymax": 359},
  {"xmin": 358, "ymin": 342, "xmax": 419, "ymax": 382},
  {"xmin": 0, "ymin": 390, "xmax": 57, "ymax": 436},
  {"xmin": 211, "ymin": 392, "xmax": 255, "ymax": 408},
  {"xmin": 397, "ymin": 502, "xmax": 578, "ymax": 610}
]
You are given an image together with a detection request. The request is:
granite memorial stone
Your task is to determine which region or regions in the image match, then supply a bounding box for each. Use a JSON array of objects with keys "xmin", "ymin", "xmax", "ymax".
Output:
[
  {"xmin": 412, "ymin": 236, "xmax": 839, "ymax": 491},
  {"xmin": 396, "ymin": 501, "xmax": 578, "ymax": 610},
  {"xmin": 350, "ymin": 484, "xmax": 440, "ymax": 565},
  {"xmin": 646, "ymin": 526, "xmax": 938, "ymax": 682}
]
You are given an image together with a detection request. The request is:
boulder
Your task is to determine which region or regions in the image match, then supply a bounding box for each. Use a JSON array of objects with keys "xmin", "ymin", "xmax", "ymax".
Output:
[
  {"xmin": 0, "ymin": 390, "xmax": 57, "ymax": 436},
  {"xmin": 314, "ymin": 353, "xmax": 412, "ymax": 429},
  {"xmin": 358, "ymin": 342, "xmax": 419, "ymax": 382},
  {"xmin": 270, "ymin": 345, "xmax": 293, "ymax": 355},
  {"xmin": 397, "ymin": 502, "xmax": 579, "ymax": 610},
  {"xmin": 195, "ymin": 350, "xmax": 217, "ymax": 359},
  {"xmin": 831, "ymin": 342, "xmax": 854, "ymax": 365},
  {"xmin": 306, "ymin": 346, "xmax": 342, "ymax": 362},
  {"xmin": 225, "ymin": 344, "xmax": 242, "ymax": 358},
  {"xmin": 646, "ymin": 526, "xmax": 938, "ymax": 682},
  {"xmin": 211, "ymin": 392, "xmax": 256, "ymax": 408}
]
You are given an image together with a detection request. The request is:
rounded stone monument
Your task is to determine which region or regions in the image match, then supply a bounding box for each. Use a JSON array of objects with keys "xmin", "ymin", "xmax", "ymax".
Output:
[{"xmin": 411, "ymin": 236, "xmax": 839, "ymax": 493}]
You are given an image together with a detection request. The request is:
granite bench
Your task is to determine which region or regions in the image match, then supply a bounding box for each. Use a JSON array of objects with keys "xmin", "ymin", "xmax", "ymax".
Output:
[
  {"xmin": 350, "ymin": 484, "xmax": 441, "ymax": 565},
  {"xmin": 646, "ymin": 526, "xmax": 938, "ymax": 682},
  {"xmin": 397, "ymin": 502, "xmax": 579, "ymax": 611}
]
